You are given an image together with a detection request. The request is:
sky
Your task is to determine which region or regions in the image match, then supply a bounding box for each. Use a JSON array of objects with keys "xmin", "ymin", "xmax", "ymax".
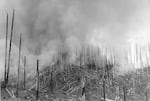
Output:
[{"xmin": 0, "ymin": 0, "xmax": 150, "ymax": 80}]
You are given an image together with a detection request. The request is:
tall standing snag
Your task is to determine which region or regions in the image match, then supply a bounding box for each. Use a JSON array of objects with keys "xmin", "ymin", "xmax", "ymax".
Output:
[
  {"xmin": 36, "ymin": 59, "xmax": 39, "ymax": 101},
  {"xmin": 6, "ymin": 9, "xmax": 15, "ymax": 84},
  {"xmin": 24, "ymin": 56, "xmax": 26, "ymax": 89},
  {"xmin": 123, "ymin": 86, "xmax": 126, "ymax": 101},
  {"xmin": 103, "ymin": 79, "xmax": 106, "ymax": 101},
  {"xmin": 16, "ymin": 33, "xmax": 22, "ymax": 98},
  {"xmin": 4, "ymin": 13, "xmax": 9, "ymax": 83}
]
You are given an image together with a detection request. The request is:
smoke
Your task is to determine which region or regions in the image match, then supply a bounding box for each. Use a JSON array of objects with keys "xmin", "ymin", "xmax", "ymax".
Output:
[
  {"xmin": 0, "ymin": 0, "xmax": 150, "ymax": 77},
  {"xmin": 0, "ymin": 0, "xmax": 140, "ymax": 50}
]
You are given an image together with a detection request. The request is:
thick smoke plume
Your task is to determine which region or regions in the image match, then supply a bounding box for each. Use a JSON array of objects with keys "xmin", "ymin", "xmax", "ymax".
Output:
[
  {"xmin": 1, "ymin": 0, "xmax": 149, "ymax": 53},
  {"xmin": 0, "ymin": 0, "xmax": 150, "ymax": 80}
]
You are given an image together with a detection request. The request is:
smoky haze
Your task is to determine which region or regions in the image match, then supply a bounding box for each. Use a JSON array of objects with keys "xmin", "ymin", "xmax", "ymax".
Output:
[
  {"xmin": 0, "ymin": 0, "xmax": 150, "ymax": 74},
  {"xmin": 0, "ymin": 0, "xmax": 149, "ymax": 52}
]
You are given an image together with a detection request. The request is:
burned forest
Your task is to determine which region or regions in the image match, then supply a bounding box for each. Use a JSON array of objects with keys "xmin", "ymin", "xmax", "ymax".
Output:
[{"xmin": 1, "ymin": 0, "xmax": 150, "ymax": 101}]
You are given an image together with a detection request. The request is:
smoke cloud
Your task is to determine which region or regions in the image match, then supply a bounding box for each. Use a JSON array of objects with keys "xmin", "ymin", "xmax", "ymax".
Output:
[
  {"xmin": 0, "ymin": 0, "xmax": 150, "ymax": 79},
  {"xmin": 0, "ymin": 0, "xmax": 148, "ymax": 46},
  {"xmin": 0, "ymin": 0, "xmax": 149, "ymax": 51}
]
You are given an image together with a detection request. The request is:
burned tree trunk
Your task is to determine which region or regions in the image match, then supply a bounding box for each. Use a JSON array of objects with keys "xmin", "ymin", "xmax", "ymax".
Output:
[
  {"xmin": 123, "ymin": 86, "xmax": 126, "ymax": 101},
  {"xmin": 24, "ymin": 56, "xmax": 26, "ymax": 89},
  {"xmin": 103, "ymin": 79, "xmax": 106, "ymax": 101},
  {"xmin": 16, "ymin": 33, "xmax": 22, "ymax": 98},
  {"xmin": 6, "ymin": 9, "xmax": 15, "ymax": 84},
  {"xmin": 4, "ymin": 13, "xmax": 9, "ymax": 84},
  {"xmin": 36, "ymin": 59, "xmax": 39, "ymax": 101},
  {"xmin": 50, "ymin": 72, "xmax": 54, "ymax": 93}
]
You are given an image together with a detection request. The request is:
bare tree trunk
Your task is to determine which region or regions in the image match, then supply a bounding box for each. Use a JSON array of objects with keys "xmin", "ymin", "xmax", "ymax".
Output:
[
  {"xmin": 6, "ymin": 9, "xmax": 15, "ymax": 84},
  {"xmin": 80, "ymin": 52, "xmax": 82, "ymax": 68},
  {"xmin": 24, "ymin": 56, "xmax": 26, "ymax": 89},
  {"xmin": 123, "ymin": 86, "xmax": 126, "ymax": 101},
  {"xmin": 0, "ymin": 83, "xmax": 1, "ymax": 101},
  {"xmin": 16, "ymin": 34, "xmax": 22, "ymax": 98},
  {"xmin": 81, "ymin": 77, "xmax": 86, "ymax": 101},
  {"xmin": 4, "ymin": 13, "xmax": 9, "ymax": 84},
  {"xmin": 103, "ymin": 80, "xmax": 106, "ymax": 101},
  {"xmin": 50, "ymin": 72, "xmax": 54, "ymax": 93},
  {"xmin": 36, "ymin": 59, "xmax": 39, "ymax": 101}
]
